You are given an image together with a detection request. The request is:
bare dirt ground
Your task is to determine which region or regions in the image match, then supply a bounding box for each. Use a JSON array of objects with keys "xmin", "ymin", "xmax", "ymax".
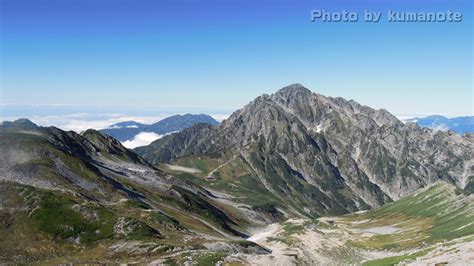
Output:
[
  {"xmin": 222, "ymin": 217, "xmax": 474, "ymax": 265},
  {"xmin": 165, "ymin": 164, "xmax": 202, "ymax": 173}
]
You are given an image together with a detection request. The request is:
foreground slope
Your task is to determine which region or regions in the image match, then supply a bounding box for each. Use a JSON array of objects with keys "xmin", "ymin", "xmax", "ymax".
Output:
[
  {"xmin": 225, "ymin": 181, "xmax": 474, "ymax": 265},
  {"xmin": 136, "ymin": 84, "xmax": 473, "ymax": 218},
  {"xmin": 0, "ymin": 120, "xmax": 270, "ymax": 263}
]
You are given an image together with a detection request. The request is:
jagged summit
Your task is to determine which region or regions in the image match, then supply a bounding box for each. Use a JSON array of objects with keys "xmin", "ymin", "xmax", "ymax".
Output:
[
  {"xmin": 1, "ymin": 84, "xmax": 473, "ymax": 264},
  {"xmin": 271, "ymin": 84, "xmax": 316, "ymax": 111},
  {"xmin": 274, "ymin": 83, "xmax": 312, "ymax": 96}
]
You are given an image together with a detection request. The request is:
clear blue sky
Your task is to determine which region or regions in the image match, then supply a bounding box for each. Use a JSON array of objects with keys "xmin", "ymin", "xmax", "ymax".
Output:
[{"xmin": 1, "ymin": 0, "xmax": 472, "ymax": 118}]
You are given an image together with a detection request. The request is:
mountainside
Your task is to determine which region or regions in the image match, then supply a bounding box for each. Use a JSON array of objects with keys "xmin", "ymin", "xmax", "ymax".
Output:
[
  {"xmin": 1, "ymin": 84, "xmax": 473, "ymax": 264},
  {"xmin": 136, "ymin": 84, "xmax": 474, "ymax": 218},
  {"xmin": 405, "ymin": 115, "xmax": 474, "ymax": 134},
  {"xmin": 0, "ymin": 120, "xmax": 271, "ymax": 263},
  {"xmin": 100, "ymin": 114, "xmax": 219, "ymax": 142}
]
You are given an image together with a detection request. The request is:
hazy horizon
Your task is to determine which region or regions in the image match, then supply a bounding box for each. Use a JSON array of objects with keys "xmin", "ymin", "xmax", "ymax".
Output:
[
  {"xmin": 1, "ymin": 0, "xmax": 472, "ymax": 121},
  {"xmin": 1, "ymin": 84, "xmax": 471, "ymax": 132}
]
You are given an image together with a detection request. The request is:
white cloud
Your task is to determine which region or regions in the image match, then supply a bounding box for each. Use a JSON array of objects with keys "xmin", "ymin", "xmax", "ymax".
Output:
[
  {"xmin": 122, "ymin": 132, "xmax": 163, "ymax": 149},
  {"xmin": 0, "ymin": 113, "xmax": 167, "ymax": 132},
  {"xmin": 395, "ymin": 114, "xmax": 422, "ymax": 122},
  {"xmin": 1, "ymin": 112, "xmax": 229, "ymax": 132},
  {"xmin": 432, "ymin": 124, "xmax": 449, "ymax": 132},
  {"xmin": 211, "ymin": 114, "xmax": 230, "ymax": 122}
]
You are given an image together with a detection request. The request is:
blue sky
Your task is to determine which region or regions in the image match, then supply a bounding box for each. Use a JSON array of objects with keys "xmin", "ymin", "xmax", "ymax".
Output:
[{"xmin": 0, "ymin": 0, "xmax": 472, "ymax": 126}]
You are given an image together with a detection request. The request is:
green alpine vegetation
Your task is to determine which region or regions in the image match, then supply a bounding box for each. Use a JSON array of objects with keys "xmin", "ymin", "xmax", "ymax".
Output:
[{"xmin": 1, "ymin": 84, "xmax": 472, "ymax": 264}]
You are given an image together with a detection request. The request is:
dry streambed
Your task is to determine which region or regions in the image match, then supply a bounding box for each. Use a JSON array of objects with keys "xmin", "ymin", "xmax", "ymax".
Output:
[{"xmin": 221, "ymin": 216, "xmax": 474, "ymax": 265}]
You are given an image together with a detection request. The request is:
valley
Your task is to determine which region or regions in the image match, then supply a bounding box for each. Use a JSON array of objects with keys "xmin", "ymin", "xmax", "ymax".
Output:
[
  {"xmin": 160, "ymin": 163, "xmax": 474, "ymax": 265},
  {"xmin": 2, "ymin": 0, "xmax": 471, "ymax": 261},
  {"xmin": 231, "ymin": 182, "xmax": 474, "ymax": 265},
  {"xmin": 1, "ymin": 84, "xmax": 472, "ymax": 265}
]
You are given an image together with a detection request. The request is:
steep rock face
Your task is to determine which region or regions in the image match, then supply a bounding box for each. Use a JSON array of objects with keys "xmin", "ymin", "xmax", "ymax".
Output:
[{"xmin": 136, "ymin": 84, "xmax": 473, "ymax": 217}]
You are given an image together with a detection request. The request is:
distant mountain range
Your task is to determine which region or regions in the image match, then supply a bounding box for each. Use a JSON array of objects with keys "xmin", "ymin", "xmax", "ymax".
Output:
[
  {"xmin": 405, "ymin": 115, "xmax": 473, "ymax": 134},
  {"xmin": 100, "ymin": 114, "xmax": 219, "ymax": 144}
]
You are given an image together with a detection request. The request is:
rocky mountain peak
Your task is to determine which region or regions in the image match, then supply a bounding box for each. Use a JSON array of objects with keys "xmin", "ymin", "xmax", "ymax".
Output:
[
  {"xmin": 275, "ymin": 83, "xmax": 311, "ymax": 96},
  {"xmin": 272, "ymin": 83, "xmax": 314, "ymax": 104},
  {"xmin": 136, "ymin": 84, "xmax": 473, "ymax": 217}
]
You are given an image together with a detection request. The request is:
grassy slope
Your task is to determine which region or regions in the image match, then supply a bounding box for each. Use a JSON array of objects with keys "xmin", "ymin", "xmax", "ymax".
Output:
[
  {"xmin": 340, "ymin": 181, "xmax": 474, "ymax": 264},
  {"xmin": 0, "ymin": 182, "xmax": 170, "ymax": 262},
  {"xmin": 3, "ymin": 128, "xmax": 472, "ymax": 264},
  {"xmin": 344, "ymin": 182, "xmax": 473, "ymax": 249},
  {"xmin": 244, "ymin": 181, "xmax": 473, "ymax": 265},
  {"xmin": 0, "ymin": 129, "xmax": 264, "ymax": 263},
  {"xmin": 161, "ymin": 155, "xmax": 296, "ymax": 220}
]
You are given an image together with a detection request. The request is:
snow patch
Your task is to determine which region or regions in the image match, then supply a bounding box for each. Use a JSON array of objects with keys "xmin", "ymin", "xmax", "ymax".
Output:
[
  {"xmin": 316, "ymin": 124, "xmax": 323, "ymax": 133},
  {"xmin": 165, "ymin": 164, "xmax": 201, "ymax": 174},
  {"xmin": 126, "ymin": 167, "xmax": 146, "ymax": 173},
  {"xmin": 355, "ymin": 225, "xmax": 400, "ymax": 235}
]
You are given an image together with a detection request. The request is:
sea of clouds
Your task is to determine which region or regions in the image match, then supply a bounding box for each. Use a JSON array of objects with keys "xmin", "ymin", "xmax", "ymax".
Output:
[
  {"xmin": 0, "ymin": 113, "xmax": 229, "ymax": 132},
  {"xmin": 4, "ymin": 112, "xmax": 457, "ymax": 148}
]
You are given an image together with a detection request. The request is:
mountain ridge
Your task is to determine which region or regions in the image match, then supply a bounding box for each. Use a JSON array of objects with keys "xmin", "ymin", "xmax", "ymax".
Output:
[
  {"xmin": 1, "ymin": 84, "xmax": 473, "ymax": 264},
  {"xmin": 0, "ymin": 119, "xmax": 276, "ymax": 262},
  {"xmin": 100, "ymin": 113, "xmax": 219, "ymax": 142},
  {"xmin": 136, "ymin": 84, "xmax": 473, "ymax": 218}
]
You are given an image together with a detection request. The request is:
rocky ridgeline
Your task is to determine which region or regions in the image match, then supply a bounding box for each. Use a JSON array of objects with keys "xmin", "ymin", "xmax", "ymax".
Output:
[{"xmin": 136, "ymin": 84, "xmax": 473, "ymax": 217}]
